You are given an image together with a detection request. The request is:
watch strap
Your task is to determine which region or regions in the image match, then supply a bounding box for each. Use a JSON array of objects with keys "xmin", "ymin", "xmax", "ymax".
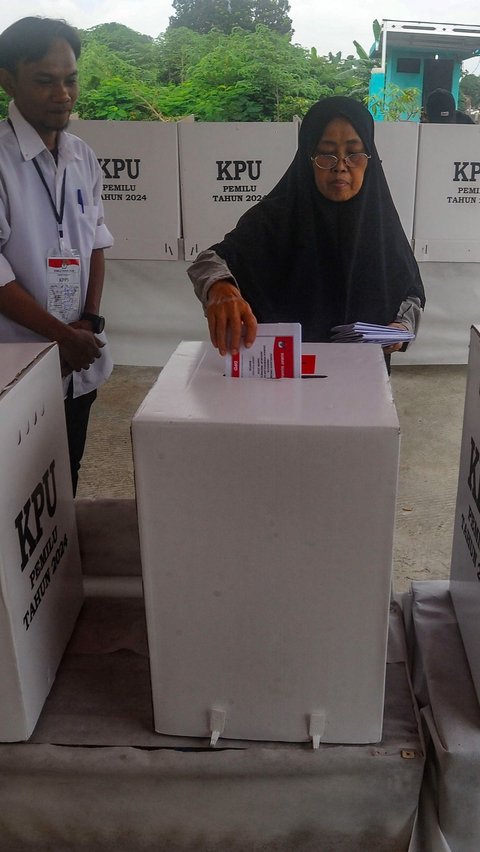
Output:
[{"xmin": 81, "ymin": 312, "xmax": 105, "ymax": 333}]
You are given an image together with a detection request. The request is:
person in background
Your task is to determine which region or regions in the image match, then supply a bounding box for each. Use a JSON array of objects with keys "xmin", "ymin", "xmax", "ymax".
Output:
[
  {"xmin": 188, "ymin": 96, "xmax": 425, "ymax": 365},
  {"xmin": 455, "ymin": 109, "xmax": 475, "ymax": 125},
  {"xmin": 422, "ymin": 89, "xmax": 475, "ymax": 124},
  {"xmin": 0, "ymin": 16, "xmax": 113, "ymax": 495},
  {"xmin": 425, "ymin": 88, "xmax": 456, "ymax": 123}
]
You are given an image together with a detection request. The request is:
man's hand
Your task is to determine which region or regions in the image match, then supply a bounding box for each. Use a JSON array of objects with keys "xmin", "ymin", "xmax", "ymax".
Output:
[
  {"xmin": 58, "ymin": 325, "xmax": 104, "ymax": 372},
  {"xmin": 0, "ymin": 280, "xmax": 104, "ymax": 370},
  {"xmin": 206, "ymin": 281, "xmax": 257, "ymax": 356}
]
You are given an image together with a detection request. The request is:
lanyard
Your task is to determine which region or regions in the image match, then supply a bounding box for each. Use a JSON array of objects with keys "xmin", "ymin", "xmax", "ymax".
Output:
[
  {"xmin": 7, "ymin": 117, "xmax": 68, "ymax": 250},
  {"xmin": 32, "ymin": 158, "xmax": 67, "ymax": 250}
]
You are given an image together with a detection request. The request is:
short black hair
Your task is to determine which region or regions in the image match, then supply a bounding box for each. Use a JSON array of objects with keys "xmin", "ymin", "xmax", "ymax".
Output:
[
  {"xmin": 426, "ymin": 89, "xmax": 456, "ymax": 124},
  {"xmin": 0, "ymin": 17, "xmax": 81, "ymax": 73}
]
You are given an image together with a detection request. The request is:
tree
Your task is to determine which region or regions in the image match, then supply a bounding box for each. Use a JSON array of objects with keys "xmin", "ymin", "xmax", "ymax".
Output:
[
  {"xmin": 0, "ymin": 20, "xmax": 371, "ymax": 122},
  {"xmin": 353, "ymin": 18, "xmax": 382, "ymax": 63},
  {"xmin": 253, "ymin": 0, "xmax": 292, "ymax": 36},
  {"xmin": 170, "ymin": 0, "xmax": 241, "ymax": 34},
  {"xmin": 77, "ymin": 77, "xmax": 170, "ymax": 120},
  {"xmin": 155, "ymin": 27, "xmax": 221, "ymax": 84},
  {"xmin": 460, "ymin": 73, "xmax": 480, "ymax": 111},
  {"xmin": 169, "ymin": 0, "xmax": 292, "ymax": 36},
  {"xmin": 76, "ymin": 39, "xmax": 169, "ymax": 120},
  {"xmin": 81, "ymin": 23, "xmax": 156, "ymax": 71},
  {"xmin": 182, "ymin": 26, "xmax": 315, "ymax": 120},
  {"xmin": 368, "ymin": 84, "xmax": 422, "ymax": 121},
  {"xmin": 349, "ymin": 19, "xmax": 381, "ymax": 103},
  {"xmin": 72, "ymin": 21, "xmax": 367, "ymax": 122}
]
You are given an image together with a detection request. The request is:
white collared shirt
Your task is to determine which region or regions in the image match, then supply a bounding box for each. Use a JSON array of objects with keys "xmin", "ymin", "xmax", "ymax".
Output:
[{"xmin": 0, "ymin": 102, "xmax": 114, "ymax": 397}]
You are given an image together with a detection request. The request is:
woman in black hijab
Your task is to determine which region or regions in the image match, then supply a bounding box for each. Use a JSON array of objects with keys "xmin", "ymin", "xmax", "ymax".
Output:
[{"xmin": 188, "ymin": 96, "xmax": 425, "ymax": 357}]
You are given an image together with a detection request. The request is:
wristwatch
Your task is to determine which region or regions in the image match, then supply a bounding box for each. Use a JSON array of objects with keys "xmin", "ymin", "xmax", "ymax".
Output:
[{"xmin": 81, "ymin": 312, "xmax": 105, "ymax": 333}]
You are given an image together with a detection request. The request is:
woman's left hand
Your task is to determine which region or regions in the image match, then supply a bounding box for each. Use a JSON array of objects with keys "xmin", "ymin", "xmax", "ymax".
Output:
[{"xmin": 382, "ymin": 322, "xmax": 409, "ymax": 355}]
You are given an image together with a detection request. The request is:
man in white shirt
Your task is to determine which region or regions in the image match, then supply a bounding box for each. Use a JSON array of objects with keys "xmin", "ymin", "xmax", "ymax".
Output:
[{"xmin": 0, "ymin": 17, "xmax": 114, "ymax": 494}]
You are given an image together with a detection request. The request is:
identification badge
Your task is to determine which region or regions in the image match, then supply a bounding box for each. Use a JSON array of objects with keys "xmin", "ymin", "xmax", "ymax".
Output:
[{"xmin": 47, "ymin": 250, "xmax": 81, "ymax": 324}]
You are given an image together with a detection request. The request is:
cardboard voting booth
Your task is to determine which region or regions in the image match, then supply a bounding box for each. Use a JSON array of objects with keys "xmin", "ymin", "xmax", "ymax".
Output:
[
  {"xmin": 74, "ymin": 119, "xmax": 181, "ymax": 260},
  {"xmin": 414, "ymin": 123, "xmax": 480, "ymax": 262},
  {"xmin": 132, "ymin": 341, "xmax": 400, "ymax": 745},
  {"xmin": 178, "ymin": 121, "xmax": 298, "ymax": 260},
  {"xmin": 374, "ymin": 119, "xmax": 418, "ymax": 241},
  {"xmin": 450, "ymin": 325, "xmax": 480, "ymax": 704},
  {"xmin": 0, "ymin": 343, "xmax": 83, "ymax": 741}
]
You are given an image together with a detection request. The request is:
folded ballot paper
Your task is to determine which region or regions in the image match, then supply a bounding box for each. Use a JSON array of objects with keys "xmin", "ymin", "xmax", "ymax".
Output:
[
  {"xmin": 331, "ymin": 322, "xmax": 415, "ymax": 345},
  {"xmin": 226, "ymin": 323, "xmax": 302, "ymax": 378}
]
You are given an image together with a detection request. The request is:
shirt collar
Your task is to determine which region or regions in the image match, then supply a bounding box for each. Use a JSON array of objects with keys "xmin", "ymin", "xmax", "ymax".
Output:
[{"xmin": 8, "ymin": 101, "xmax": 81, "ymax": 164}]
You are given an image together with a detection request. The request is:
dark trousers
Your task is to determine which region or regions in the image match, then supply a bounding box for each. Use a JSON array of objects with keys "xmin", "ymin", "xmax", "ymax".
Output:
[{"xmin": 64, "ymin": 383, "xmax": 97, "ymax": 496}]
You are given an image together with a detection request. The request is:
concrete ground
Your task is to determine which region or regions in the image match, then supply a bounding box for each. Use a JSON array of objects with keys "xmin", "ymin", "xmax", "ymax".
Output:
[{"xmin": 77, "ymin": 363, "xmax": 468, "ymax": 593}]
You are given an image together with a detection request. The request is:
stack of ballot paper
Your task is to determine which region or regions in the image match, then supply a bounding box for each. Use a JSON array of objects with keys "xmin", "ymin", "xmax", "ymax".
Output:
[{"xmin": 331, "ymin": 323, "xmax": 415, "ymax": 345}]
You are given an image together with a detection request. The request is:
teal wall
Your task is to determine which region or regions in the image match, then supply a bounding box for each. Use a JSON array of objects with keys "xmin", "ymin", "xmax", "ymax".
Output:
[{"xmin": 369, "ymin": 47, "xmax": 462, "ymax": 121}]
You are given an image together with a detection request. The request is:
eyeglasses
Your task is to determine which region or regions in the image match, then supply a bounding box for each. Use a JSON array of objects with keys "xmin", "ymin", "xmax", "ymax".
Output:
[{"xmin": 311, "ymin": 152, "xmax": 371, "ymax": 170}]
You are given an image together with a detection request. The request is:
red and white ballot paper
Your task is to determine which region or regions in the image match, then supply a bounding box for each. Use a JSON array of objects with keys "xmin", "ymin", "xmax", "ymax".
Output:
[{"xmin": 225, "ymin": 323, "xmax": 302, "ymax": 378}]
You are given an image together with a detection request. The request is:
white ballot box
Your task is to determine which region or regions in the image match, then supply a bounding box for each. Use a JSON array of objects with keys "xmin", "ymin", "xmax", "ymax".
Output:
[
  {"xmin": 0, "ymin": 343, "xmax": 83, "ymax": 741},
  {"xmin": 132, "ymin": 342, "xmax": 400, "ymax": 744},
  {"xmin": 451, "ymin": 325, "xmax": 480, "ymax": 704}
]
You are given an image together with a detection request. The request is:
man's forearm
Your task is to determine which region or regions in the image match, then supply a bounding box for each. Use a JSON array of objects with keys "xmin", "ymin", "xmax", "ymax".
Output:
[
  {"xmin": 0, "ymin": 279, "xmax": 75, "ymax": 344},
  {"xmin": 83, "ymin": 248, "xmax": 105, "ymax": 315},
  {"xmin": 0, "ymin": 278, "xmax": 105, "ymax": 372}
]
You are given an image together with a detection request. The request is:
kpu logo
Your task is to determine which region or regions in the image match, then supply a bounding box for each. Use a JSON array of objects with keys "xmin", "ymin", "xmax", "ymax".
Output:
[
  {"xmin": 216, "ymin": 160, "xmax": 262, "ymax": 181},
  {"xmin": 98, "ymin": 158, "xmax": 141, "ymax": 180},
  {"xmin": 15, "ymin": 461, "xmax": 57, "ymax": 572},
  {"xmin": 453, "ymin": 162, "xmax": 480, "ymax": 182}
]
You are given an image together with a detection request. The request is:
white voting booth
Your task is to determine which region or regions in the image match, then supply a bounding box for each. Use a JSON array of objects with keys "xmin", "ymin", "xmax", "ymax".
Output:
[
  {"xmin": 374, "ymin": 120, "xmax": 418, "ymax": 241},
  {"xmin": 133, "ymin": 342, "xmax": 400, "ymax": 745},
  {"xmin": 74, "ymin": 119, "xmax": 299, "ymax": 367},
  {"xmin": 71, "ymin": 117, "xmax": 480, "ymax": 368},
  {"xmin": 410, "ymin": 124, "xmax": 480, "ymax": 365},
  {"xmin": 73, "ymin": 120, "xmax": 181, "ymax": 260},
  {"xmin": 0, "ymin": 344, "xmax": 83, "ymax": 741},
  {"xmin": 404, "ymin": 327, "xmax": 480, "ymax": 851},
  {"xmin": 450, "ymin": 325, "xmax": 480, "ymax": 702},
  {"xmin": 178, "ymin": 120, "xmax": 299, "ymax": 260}
]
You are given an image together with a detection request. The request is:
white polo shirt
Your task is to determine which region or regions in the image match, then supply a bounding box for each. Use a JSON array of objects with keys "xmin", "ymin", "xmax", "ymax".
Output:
[{"xmin": 0, "ymin": 102, "xmax": 114, "ymax": 397}]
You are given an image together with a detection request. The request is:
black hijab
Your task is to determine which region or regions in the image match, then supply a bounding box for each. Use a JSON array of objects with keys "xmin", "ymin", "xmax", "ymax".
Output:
[{"xmin": 211, "ymin": 96, "xmax": 425, "ymax": 342}]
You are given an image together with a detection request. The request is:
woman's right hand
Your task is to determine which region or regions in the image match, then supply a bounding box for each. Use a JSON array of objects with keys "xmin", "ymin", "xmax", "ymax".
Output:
[{"xmin": 206, "ymin": 281, "xmax": 257, "ymax": 356}]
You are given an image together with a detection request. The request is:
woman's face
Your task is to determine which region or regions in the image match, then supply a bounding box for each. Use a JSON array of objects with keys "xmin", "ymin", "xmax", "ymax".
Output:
[{"xmin": 312, "ymin": 117, "xmax": 369, "ymax": 202}]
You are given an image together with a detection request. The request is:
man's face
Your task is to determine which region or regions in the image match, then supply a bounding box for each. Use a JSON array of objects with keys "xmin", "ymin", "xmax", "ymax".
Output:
[{"xmin": 3, "ymin": 38, "xmax": 78, "ymax": 144}]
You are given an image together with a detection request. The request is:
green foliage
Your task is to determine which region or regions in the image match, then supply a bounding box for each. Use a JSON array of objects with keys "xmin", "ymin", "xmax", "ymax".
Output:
[
  {"xmin": 81, "ymin": 23, "xmax": 157, "ymax": 70},
  {"xmin": 77, "ymin": 77, "xmax": 169, "ymax": 121},
  {"xmin": 460, "ymin": 73, "xmax": 480, "ymax": 110},
  {"xmin": 368, "ymin": 84, "xmax": 422, "ymax": 121},
  {"xmin": 185, "ymin": 27, "xmax": 297, "ymax": 119},
  {"xmin": 354, "ymin": 19, "xmax": 381, "ymax": 61},
  {"xmin": 0, "ymin": 87, "xmax": 9, "ymax": 120},
  {"xmin": 253, "ymin": 0, "xmax": 292, "ymax": 36},
  {"xmin": 372, "ymin": 20, "xmax": 381, "ymax": 42},
  {"xmin": 155, "ymin": 27, "xmax": 221, "ymax": 84},
  {"xmin": 174, "ymin": 25, "xmax": 362, "ymax": 121},
  {"xmin": 0, "ymin": 19, "xmax": 373, "ymax": 123},
  {"xmin": 169, "ymin": 0, "xmax": 292, "ymax": 36},
  {"xmin": 349, "ymin": 20, "xmax": 381, "ymax": 103},
  {"xmin": 77, "ymin": 20, "xmax": 369, "ymax": 122},
  {"xmin": 353, "ymin": 40, "xmax": 370, "ymax": 62}
]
